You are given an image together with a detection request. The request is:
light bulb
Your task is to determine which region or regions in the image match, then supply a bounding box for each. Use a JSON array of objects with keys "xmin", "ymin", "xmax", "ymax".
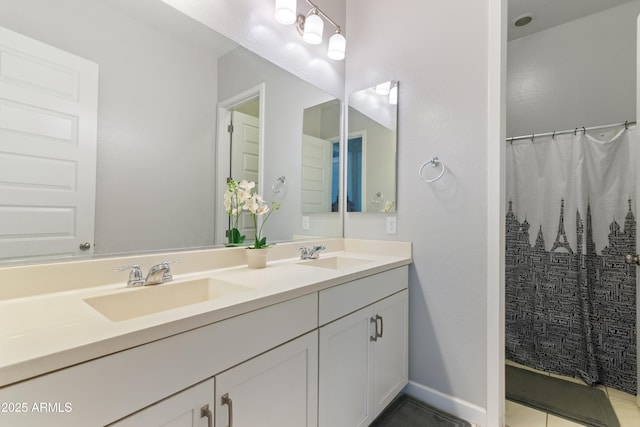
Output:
[
  {"xmin": 327, "ymin": 31, "xmax": 346, "ymax": 60},
  {"xmin": 275, "ymin": 0, "xmax": 296, "ymax": 25},
  {"xmin": 389, "ymin": 85, "xmax": 398, "ymax": 105},
  {"xmin": 375, "ymin": 81, "xmax": 391, "ymax": 95},
  {"xmin": 303, "ymin": 12, "xmax": 324, "ymax": 45}
]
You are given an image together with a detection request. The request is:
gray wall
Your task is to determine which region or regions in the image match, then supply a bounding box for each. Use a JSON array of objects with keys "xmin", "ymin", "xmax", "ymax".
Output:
[
  {"xmin": 507, "ymin": 1, "xmax": 640, "ymax": 137},
  {"xmin": 345, "ymin": 0, "xmax": 497, "ymax": 423}
]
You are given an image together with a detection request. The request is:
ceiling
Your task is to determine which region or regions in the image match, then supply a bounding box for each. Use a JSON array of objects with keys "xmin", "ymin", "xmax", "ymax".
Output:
[{"xmin": 508, "ymin": 0, "xmax": 634, "ymax": 40}]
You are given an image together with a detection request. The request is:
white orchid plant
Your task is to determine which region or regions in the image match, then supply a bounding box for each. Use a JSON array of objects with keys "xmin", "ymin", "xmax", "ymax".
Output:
[{"xmin": 224, "ymin": 179, "xmax": 280, "ymax": 249}]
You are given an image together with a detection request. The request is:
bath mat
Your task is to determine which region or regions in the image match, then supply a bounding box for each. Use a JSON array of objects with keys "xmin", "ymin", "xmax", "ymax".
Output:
[
  {"xmin": 371, "ymin": 394, "xmax": 472, "ymax": 427},
  {"xmin": 506, "ymin": 365, "xmax": 620, "ymax": 427}
]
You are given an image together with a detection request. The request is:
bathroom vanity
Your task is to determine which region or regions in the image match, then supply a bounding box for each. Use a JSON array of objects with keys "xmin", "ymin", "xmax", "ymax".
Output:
[{"xmin": 0, "ymin": 239, "xmax": 411, "ymax": 426}]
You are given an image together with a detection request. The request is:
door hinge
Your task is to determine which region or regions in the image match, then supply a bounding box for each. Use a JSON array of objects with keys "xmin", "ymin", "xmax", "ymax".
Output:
[{"xmin": 227, "ymin": 124, "xmax": 234, "ymax": 133}]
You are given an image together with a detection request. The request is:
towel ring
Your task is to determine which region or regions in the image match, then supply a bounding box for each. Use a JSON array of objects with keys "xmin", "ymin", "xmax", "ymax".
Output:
[
  {"xmin": 371, "ymin": 191, "xmax": 384, "ymax": 207},
  {"xmin": 271, "ymin": 176, "xmax": 286, "ymax": 193},
  {"xmin": 419, "ymin": 157, "xmax": 446, "ymax": 183}
]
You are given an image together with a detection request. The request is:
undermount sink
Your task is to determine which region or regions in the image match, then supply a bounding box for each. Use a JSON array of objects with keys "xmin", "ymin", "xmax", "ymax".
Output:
[
  {"xmin": 297, "ymin": 256, "xmax": 371, "ymax": 270},
  {"xmin": 84, "ymin": 278, "xmax": 252, "ymax": 321}
]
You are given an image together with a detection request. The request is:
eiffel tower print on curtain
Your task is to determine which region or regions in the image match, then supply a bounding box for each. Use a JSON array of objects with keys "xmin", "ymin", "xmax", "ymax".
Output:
[{"xmin": 505, "ymin": 198, "xmax": 637, "ymax": 394}]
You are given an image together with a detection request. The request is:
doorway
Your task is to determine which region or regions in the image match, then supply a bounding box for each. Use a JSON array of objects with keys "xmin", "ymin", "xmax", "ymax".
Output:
[
  {"xmin": 215, "ymin": 84, "xmax": 265, "ymax": 245},
  {"xmin": 503, "ymin": 2, "xmax": 640, "ymax": 425}
]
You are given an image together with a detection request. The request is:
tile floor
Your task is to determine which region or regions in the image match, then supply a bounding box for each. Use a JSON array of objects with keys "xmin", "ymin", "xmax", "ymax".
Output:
[{"xmin": 505, "ymin": 360, "xmax": 640, "ymax": 427}]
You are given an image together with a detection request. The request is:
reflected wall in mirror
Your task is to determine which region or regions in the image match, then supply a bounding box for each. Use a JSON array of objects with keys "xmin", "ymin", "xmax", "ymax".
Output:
[
  {"xmin": 0, "ymin": 0, "xmax": 342, "ymax": 265},
  {"xmin": 301, "ymin": 100, "xmax": 341, "ymax": 214},
  {"xmin": 347, "ymin": 81, "xmax": 398, "ymax": 213}
]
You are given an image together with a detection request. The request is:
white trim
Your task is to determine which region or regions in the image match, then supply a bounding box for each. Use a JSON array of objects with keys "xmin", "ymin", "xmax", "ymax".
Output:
[
  {"xmin": 487, "ymin": 0, "xmax": 507, "ymax": 425},
  {"xmin": 403, "ymin": 381, "xmax": 486, "ymax": 427},
  {"xmin": 215, "ymin": 84, "xmax": 266, "ymax": 245},
  {"xmin": 636, "ymin": 13, "xmax": 640, "ymax": 409}
]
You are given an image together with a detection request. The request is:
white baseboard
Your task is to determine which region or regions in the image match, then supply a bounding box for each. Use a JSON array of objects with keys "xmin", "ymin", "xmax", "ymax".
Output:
[{"xmin": 402, "ymin": 381, "xmax": 487, "ymax": 427}]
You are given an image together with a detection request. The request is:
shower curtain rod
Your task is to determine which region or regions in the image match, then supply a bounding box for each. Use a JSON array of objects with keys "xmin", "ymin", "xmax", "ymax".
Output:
[{"xmin": 506, "ymin": 120, "xmax": 637, "ymax": 143}]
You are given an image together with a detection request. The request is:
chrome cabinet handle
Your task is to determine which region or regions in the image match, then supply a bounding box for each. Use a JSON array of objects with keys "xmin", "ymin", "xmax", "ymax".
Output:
[
  {"xmin": 200, "ymin": 404, "xmax": 213, "ymax": 427},
  {"xmin": 221, "ymin": 393, "xmax": 233, "ymax": 427},
  {"xmin": 79, "ymin": 242, "xmax": 91, "ymax": 250},
  {"xmin": 370, "ymin": 316, "xmax": 378, "ymax": 342},
  {"xmin": 625, "ymin": 254, "xmax": 640, "ymax": 265},
  {"xmin": 370, "ymin": 315, "xmax": 384, "ymax": 341}
]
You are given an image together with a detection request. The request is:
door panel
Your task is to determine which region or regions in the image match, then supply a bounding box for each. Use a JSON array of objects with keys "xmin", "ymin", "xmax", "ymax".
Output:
[
  {"xmin": 302, "ymin": 134, "xmax": 332, "ymax": 213},
  {"xmin": 0, "ymin": 25, "xmax": 98, "ymax": 260},
  {"xmin": 215, "ymin": 331, "xmax": 318, "ymax": 427},
  {"xmin": 230, "ymin": 110, "xmax": 259, "ymax": 240},
  {"xmin": 319, "ymin": 307, "xmax": 373, "ymax": 427}
]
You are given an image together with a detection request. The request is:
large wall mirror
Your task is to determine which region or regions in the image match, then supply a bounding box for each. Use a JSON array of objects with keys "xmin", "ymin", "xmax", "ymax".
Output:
[
  {"xmin": 0, "ymin": 0, "xmax": 342, "ymax": 265},
  {"xmin": 346, "ymin": 81, "xmax": 398, "ymax": 213}
]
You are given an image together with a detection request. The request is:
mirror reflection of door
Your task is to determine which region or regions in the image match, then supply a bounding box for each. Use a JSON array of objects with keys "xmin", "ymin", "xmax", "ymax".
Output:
[
  {"xmin": 346, "ymin": 135, "xmax": 365, "ymax": 212},
  {"xmin": 0, "ymin": 26, "xmax": 98, "ymax": 260},
  {"xmin": 301, "ymin": 99, "xmax": 341, "ymax": 214},
  {"xmin": 301, "ymin": 134, "xmax": 332, "ymax": 213},
  {"xmin": 228, "ymin": 99, "xmax": 260, "ymax": 241}
]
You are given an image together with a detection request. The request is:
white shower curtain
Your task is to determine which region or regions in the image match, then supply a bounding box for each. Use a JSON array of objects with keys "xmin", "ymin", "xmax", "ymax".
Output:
[{"xmin": 505, "ymin": 126, "xmax": 638, "ymax": 394}]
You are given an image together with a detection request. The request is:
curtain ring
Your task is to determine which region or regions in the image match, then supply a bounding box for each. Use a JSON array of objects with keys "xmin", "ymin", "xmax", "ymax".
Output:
[
  {"xmin": 552, "ymin": 131, "xmax": 556, "ymax": 139},
  {"xmin": 530, "ymin": 134, "xmax": 535, "ymax": 142},
  {"xmin": 574, "ymin": 128, "xmax": 578, "ymax": 135},
  {"xmin": 625, "ymin": 120, "xmax": 629, "ymax": 129},
  {"xmin": 582, "ymin": 126, "xmax": 586, "ymax": 134}
]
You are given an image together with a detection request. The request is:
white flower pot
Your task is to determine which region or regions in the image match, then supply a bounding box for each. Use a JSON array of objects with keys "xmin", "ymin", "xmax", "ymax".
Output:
[{"xmin": 246, "ymin": 247, "xmax": 269, "ymax": 269}]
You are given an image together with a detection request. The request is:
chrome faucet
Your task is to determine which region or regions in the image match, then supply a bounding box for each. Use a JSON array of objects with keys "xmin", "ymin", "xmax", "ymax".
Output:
[
  {"xmin": 114, "ymin": 264, "xmax": 145, "ymax": 287},
  {"xmin": 299, "ymin": 245, "xmax": 326, "ymax": 260},
  {"xmin": 145, "ymin": 261, "xmax": 174, "ymax": 285},
  {"xmin": 115, "ymin": 261, "xmax": 181, "ymax": 287}
]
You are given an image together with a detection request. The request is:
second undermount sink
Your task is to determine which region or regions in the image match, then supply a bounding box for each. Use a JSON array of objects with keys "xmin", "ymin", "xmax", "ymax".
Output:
[
  {"xmin": 297, "ymin": 256, "xmax": 371, "ymax": 270},
  {"xmin": 84, "ymin": 278, "xmax": 252, "ymax": 322}
]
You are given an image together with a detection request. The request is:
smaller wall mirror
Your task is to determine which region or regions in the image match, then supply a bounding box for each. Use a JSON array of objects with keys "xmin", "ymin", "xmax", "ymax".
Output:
[
  {"xmin": 301, "ymin": 100, "xmax": 342, "ymax": 214},
  {"xmin": 347, "ymin": 81, "xmax": 398, "ymax": 213}
]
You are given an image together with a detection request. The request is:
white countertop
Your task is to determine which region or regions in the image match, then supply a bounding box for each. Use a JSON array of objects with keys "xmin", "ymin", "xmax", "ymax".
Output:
[{"xmin": 0, "ymin": 239, "xmax": 411, "ymax": 388}]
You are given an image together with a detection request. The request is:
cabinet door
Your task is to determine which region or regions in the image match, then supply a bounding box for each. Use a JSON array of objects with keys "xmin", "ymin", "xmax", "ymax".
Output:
[
  {"xmin": 110, "ymin": 378, "xmax": 215, "ymax": 427},
  {"xmin": 318, "ymin": 305, "xmax": 375, "ymax": 427},
  {"xmin": 371, "ymin": 289, "xmax": 409, "ymax": 417},
  {"xmin": 214, "ymin": 331, "xmax": 318, "ymax": 427}
]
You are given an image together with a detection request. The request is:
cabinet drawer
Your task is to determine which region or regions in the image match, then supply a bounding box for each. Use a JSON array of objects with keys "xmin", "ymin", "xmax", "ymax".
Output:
[
  {"xmin": 318, "ymin": 266, "xmax": 408, "ymax": 326},
  {"xmin": 0, "ymin": 293, "xmax": 318, "ymax": 427}
]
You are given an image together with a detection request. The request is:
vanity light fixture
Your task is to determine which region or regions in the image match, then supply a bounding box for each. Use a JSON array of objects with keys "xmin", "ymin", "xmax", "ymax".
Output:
[
  {"xmin": 327, "ymin": 29, "xmax": 346, "ymax": 60},
  {"xmin": 302, "ymin": 9, "xmax": 324, "ymax": 44},
  {"xmin": 372, "ymin": 80, "xmax": 398, "ymax": 105},
  {"xmin": 275, "ymin": 0, "xmax": 346, "ymax": 60},
  {"xmin": 275, "ymin": 0, "xmax": 297, "ymax": 25},
  {"xmin": 375, "ymin": 81, "xmax": 391, "ymax": 95}
]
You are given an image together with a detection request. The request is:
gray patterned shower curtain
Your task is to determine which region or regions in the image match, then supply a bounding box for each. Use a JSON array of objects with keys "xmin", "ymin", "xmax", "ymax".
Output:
[{"xmin": 505, "ymin": 127, "xmax": 638, "ymax": 394}]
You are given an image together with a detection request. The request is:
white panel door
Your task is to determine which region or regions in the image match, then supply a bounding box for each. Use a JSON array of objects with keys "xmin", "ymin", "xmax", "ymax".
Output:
[
  {"xmin": 0, "ymin": 26, "xmax": 98, "ymax": 260},
  {"xmin": 215, "ymin": 331, "xmax": 318, "ymax": 427},
  {"xmin": 111, "ymin": 379, "xmax": 215, "ymax": 427},
  {"xmin": 230, "ymin": 110, "xmax": 259, "ymax": 240},
  {"xmin": 302, "ymin": 134, "xmax": 332, "ymax": 213}
]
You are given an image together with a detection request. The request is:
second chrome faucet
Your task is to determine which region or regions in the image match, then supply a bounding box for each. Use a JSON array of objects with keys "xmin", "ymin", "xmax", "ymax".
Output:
[
  {"xmin": 299, "ymin": 245, "xmax": 326, "ymax": 260},
  {"xmin": 115, "ymin": 261, "xmax": 181, "ymax": 287}
]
